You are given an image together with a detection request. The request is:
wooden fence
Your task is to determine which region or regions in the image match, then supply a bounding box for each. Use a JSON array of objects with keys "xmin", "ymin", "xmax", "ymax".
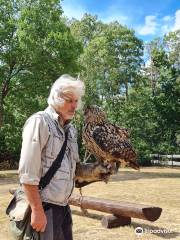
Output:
[{"xmin": 150, "ymin": 154, "xmax": 180, "ymax": 167}]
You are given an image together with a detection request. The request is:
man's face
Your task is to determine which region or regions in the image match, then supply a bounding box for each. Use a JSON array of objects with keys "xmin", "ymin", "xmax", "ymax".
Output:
[{"xmin": 56, "ymin": 92, "xmax": 79, "ymax": 122}]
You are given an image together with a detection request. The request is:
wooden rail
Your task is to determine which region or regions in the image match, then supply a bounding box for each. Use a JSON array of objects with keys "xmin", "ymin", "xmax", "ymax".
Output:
[{"xmin": 69, "ymin": 194, "xmax": 162, "ymax": 228}]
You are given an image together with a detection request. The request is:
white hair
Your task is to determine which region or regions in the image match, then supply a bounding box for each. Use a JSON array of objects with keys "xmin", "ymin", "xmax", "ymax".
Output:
[{"xmin": 47, "ymin": 74, "xmax": 85, "ymax": 109}]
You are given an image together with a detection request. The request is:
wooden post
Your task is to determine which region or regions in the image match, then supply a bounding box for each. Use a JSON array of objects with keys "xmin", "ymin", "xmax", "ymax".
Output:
[
  {"xmin": 101, "ymin": 215, "xmax": 131, "ymax": 228},
  {"xmin": 69, "ymin": 194, "xmax": 162, "ymax": 222}
]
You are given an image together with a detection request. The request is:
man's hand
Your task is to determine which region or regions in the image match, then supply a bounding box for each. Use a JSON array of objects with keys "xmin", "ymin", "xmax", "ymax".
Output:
[
  {"xmin": 22, "ymin": 184, "xmax": 47, "ymax": 232},
  {"xmin": 31, "ymin": 207, "xmax": 47, "ymax": 232}
]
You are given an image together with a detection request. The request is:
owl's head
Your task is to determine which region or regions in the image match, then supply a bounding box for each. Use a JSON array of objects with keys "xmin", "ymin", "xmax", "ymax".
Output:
[{"xmin": 84, "ymin": 105, "xmax": 106, "ymax": 123}]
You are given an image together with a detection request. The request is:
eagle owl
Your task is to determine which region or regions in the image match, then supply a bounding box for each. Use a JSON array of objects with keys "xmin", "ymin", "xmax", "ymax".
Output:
[{"xmin": 82, "ymin": 105, "xmax": 139, "ymax": 170}]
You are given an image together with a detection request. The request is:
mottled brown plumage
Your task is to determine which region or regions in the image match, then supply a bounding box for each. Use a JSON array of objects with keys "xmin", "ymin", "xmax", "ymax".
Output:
[{"xmin": 82, "ymin": 105, "xmax": 139, "ymax": 170}]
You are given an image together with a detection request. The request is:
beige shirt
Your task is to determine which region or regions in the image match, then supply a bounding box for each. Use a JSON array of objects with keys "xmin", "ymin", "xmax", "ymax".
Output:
[{"xmin": 19, "ymin": 106, "xmax": 80, "ymax": 206}]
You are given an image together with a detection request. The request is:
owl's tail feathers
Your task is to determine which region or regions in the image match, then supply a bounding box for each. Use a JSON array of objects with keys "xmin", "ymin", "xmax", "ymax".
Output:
[{"xmin": 129, "ymin": 160, "xmax": 140, "ymax": 170}]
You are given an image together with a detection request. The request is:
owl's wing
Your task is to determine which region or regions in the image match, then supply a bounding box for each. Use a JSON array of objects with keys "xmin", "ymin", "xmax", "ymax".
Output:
[
  {"xmin": 92, "ymin": 124, "xmax": 136, "ymax": 160},
  {"xmin": 110, "ymin": 123, "xmax": 130, "ymax": 138}
]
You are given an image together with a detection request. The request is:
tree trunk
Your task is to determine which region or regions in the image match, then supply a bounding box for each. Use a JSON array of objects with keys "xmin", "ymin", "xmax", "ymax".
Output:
[
  {"xmin": 0, "ymin": 66, "xmax": 15, "ymax": 128},
  {"xmin": 125, "ymin": 81, "xmax": 128, "ymax": 99},
  {"xmin": 0, "ymin": 93, "xmax": 4, "ymax": 128},
  {"xmin": 0, "ymin": 83, "xmax": 7, "ymax": 128},
  {"xmin": 150, "ymin": 56, "xmax": 157, "ymax": 96}
]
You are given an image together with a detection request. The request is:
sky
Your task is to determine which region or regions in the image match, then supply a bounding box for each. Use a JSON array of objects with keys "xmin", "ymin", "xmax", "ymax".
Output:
[{"xmin": 61, "ymin": 0, "xmax": 180, "ymax": 42}]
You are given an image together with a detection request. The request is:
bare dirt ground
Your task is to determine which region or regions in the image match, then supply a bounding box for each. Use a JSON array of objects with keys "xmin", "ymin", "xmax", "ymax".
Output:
[{"xmin": 0, "ymin": 167, "xmax": 180, "ymax": 240}]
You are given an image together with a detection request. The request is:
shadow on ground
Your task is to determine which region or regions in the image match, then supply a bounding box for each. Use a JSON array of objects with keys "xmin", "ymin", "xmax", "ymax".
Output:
[{"xmin": 72, "ymin": 209, "xmax": 180, "ymax": 239}]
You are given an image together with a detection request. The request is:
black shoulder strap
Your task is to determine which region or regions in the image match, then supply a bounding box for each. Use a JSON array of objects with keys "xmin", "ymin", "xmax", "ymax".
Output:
[{"xmin": 39, "ymin": 130, "xmax": 68, "ymax": 190}]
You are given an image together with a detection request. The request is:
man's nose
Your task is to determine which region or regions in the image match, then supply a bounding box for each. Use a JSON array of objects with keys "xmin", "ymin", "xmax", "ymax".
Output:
[{"xmin": 71, "ymin": 101, "xmax": 78, "ymax": 109}]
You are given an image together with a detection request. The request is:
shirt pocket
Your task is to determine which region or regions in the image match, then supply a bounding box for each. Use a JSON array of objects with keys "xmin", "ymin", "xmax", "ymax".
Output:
[
  {"xmin": 51, "ymin": 132, "xmax": 64, "ymax": 158},
  {"xmin": 54, "ymin": 168, "xmax": 70, "ymax": 180},
  {"xmin": 69, "ymin": 138, "xmax": 79, "ymax": 162},
  {"xmin": 42, "ymin": 159, "xmax": 70, "ymax": 181},
  {"xmin": 45, "ymin": 132, "xmax": 63, "ymax": 159},
  {"xmin": 54, "ymin": 157, "xmax": 70, "ymax": 180}
]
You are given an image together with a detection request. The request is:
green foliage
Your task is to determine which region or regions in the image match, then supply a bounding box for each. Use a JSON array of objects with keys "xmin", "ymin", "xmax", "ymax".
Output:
[
  {"xmin": 103, "ymin": 86, "xmax": 158, "ymax": 165},
  {"xmin": 141, "ymin": 34, "xmax": 179, "ymax": 155},
  {"xmin": 0, "ymin": 0, "xmax": 82, "ymax": 159},
  {"xmin": 0, "ymin": 5, "xmax": 179, "ymax": 167},
  {"xmin": 70, "ymin": 17, "xmax": 144, "ymax": 106}
]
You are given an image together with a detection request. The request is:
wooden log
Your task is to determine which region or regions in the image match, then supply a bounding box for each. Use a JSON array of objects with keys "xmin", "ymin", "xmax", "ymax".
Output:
[
  {"xmin": 69, "ymin": 194, "xmax": 162, "ymax": 222},
  {"xmin": 101, "ymin": 215, "xmax": 131, "ymax": 228}
]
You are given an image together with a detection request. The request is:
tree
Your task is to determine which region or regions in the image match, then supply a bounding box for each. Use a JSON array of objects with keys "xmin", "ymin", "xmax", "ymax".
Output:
[
  {"xmin": 77, "ymin": 20, "xmax": 143, "ymax": 104},
  {"xmin": 0, "ymin": 0, "xmax": 82, "ymax": 157},
  {"xmin": 144, "ymin": 38, "xmax": 165, "ymax": 96},
  {"xmin": 143, "ymin": 35, "xmax": 180, "ymax": 153},
  {"xmin": 0, "ymin": 0, "xmax": 20, "ymax": 127},
  {"xmin": 164, "ymin": 30, "xmax": 180, "ymax": 70},
  {"xmin": 70, "ymin": 13, "xmax": 103, "ymax": 47}
]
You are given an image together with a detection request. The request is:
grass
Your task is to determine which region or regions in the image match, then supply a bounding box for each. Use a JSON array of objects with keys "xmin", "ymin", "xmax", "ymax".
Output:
[{"xmin": 0, "ymin": 167, "xmax": 180, "ymax": 240}]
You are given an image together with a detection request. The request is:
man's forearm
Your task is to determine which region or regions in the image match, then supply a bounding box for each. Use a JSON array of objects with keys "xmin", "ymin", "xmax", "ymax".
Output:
[{"xmin": 22, "ymin": 184, "xmax": 43, "ymax": 211}]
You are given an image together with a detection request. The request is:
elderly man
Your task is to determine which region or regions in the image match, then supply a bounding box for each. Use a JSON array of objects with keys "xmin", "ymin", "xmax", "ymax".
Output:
[{"xmin": 18, "ymin": 74, "xmax": 110, "ymax": 240}]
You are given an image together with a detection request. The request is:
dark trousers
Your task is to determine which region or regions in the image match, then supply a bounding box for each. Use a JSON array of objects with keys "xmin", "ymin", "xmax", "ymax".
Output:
[{"xmin": 40, "ymin": 203, "xmax": 73, "ymax": 240}]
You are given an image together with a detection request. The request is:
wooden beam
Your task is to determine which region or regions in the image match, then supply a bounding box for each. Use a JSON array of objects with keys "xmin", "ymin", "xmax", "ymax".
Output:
[
  {"xmin": 69, "ymin": 194, "xmax": 162, "ymax": 222},
  {"xmin": 101, "ymin": 215, "xmax": 131, "ymax": 228}
]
